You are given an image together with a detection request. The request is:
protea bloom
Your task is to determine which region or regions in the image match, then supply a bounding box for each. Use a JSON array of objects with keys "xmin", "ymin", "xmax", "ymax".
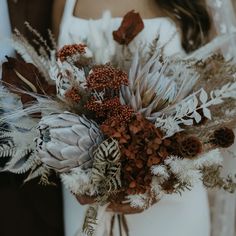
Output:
[
  {"xmin": 120, "ymin": 51, "xmax": 199, "ymax": 119},
  {"xmin": 35, "ymin": 112, "xmax": 103, "ymax": 172}
]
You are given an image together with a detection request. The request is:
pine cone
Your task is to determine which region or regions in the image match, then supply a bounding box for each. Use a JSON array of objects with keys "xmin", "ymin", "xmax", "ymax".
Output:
[{"xmin": 35, "ymin": 112, "xmax": 103, "ymax": 172}]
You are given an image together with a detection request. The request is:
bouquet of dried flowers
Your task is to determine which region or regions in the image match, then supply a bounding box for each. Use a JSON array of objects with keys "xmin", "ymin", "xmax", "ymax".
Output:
[{"xmin": 0, "ymin": 11, "xmax": 236, "ymax": 236}]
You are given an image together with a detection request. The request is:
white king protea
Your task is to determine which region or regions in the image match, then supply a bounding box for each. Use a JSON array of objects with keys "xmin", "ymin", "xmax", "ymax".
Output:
[
  {"xmin": 35, "ymin": 112, "xmax": 103, "ymax": 172},
  {"xmin": 120, "ymin": 51, "xmax": 199, "ymax": 119}
]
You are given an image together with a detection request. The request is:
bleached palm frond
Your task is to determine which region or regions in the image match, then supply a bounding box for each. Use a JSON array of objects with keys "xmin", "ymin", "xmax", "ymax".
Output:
[
  {"xmin": 187, "ymin": 33, "xmax": 236, "ymax": 60},
  {"xmin": 91, "ymin": 138, "xmax": 121, "ymax": 196},
  {"xmin": 81, "ymin": 205, "xmax": 98, "ymax": 236},
  {"xmin": 12, "ymin": 28, "xmax": 57, "ymax": 82}
]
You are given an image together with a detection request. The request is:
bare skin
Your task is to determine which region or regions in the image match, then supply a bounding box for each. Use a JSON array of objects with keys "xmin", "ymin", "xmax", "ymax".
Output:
[
  {"xmin": 52, "ymin": 0, "xmax": 166, "ymax": 38},
  {"xmin": 73, "ymin": 0, "xmax": 166, "ymax": 19}
]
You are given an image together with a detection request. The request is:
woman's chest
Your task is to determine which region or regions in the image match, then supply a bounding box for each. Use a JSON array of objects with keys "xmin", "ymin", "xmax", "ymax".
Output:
[{"xmin": 73, "ymin": 0, "xmax": 165, "ymax": 19}]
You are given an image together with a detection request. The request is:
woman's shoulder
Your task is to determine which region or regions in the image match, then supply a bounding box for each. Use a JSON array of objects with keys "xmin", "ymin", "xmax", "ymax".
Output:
[{"xmin": 52, "ymin": 0, "xmax": 66, "ymax": 39}]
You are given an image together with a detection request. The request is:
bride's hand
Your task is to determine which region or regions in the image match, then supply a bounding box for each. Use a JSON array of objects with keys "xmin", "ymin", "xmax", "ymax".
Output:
[
  {"xmin": 75, "ymin": 195, "xmax": 96, "ymax": 205},
  {"xmin": 107, "ymin": 202, "xmax": 144, "ymax": 215},
  {"xmin": 76, "ymin": 195, "xmax": 156, "ymax": 215}
]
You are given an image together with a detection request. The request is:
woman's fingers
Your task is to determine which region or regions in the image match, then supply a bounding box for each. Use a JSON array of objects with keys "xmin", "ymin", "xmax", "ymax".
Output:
[
  {"xmin": 107, "ymin": 202, "xmax": 144, "ymax": 215},
  {"xmin": 75, "ymin": 195, "xmax": 96, "ymax": 205}
]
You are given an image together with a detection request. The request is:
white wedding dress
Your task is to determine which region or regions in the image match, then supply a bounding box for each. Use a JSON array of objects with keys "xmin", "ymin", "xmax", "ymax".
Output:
[{"xmin": 58, "ymin": 1, "xmax": 211, "ymax": 236}]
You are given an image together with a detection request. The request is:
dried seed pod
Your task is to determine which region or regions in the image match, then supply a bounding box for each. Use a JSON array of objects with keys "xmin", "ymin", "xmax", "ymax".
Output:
[
  {"xmin": 211, "ymin": 127, "xmax": 235, "ymax": 148},
  {"xmin": 179, "ymin": 136, "xmax": 203, "ymax": 158}
]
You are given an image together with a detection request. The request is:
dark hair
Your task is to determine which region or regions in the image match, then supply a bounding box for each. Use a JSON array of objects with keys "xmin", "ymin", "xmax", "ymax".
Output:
[{"xmin": 156, "ymin": 0, "xmax": 212, "ymax": 52}]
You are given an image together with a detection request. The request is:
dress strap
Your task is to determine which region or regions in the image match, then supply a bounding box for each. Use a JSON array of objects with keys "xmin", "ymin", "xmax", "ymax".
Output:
[
  {"xmin": 59, "ymin": 0, "xmax": 77, "ymax": 38},
  {"xmin": 63, "ymin": 0, "xmax": 77, "ymax": 19}
]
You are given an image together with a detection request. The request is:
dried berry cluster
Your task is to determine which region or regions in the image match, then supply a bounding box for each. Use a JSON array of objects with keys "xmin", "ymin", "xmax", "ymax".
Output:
[
  {"xmin": 101, "ymin": 114, "xmax": 172, "ymax": 195},
  {"xmin": 85, "ymin": 64, "xmax": 131, "ymax": 126},
  {"xmin": 57, "ymin": 44, "xmax": 86, "ymax": 61},
  {"xmin": 65, "ymin": 87, "xmax": 81, "ymax": 103},
  {"xmin": 86, "ymin": 97, "xmax": 121, "ymax": 117},
  {"xmin": 86, "ymin": 97, "xmax": 133, "ymax": 125},
  {"xmin": 86, "ymin": 64, "xmax": 128, "ymax": 91},
  {"xmin": 103, "ymin": 104, "xmax": 134, "ymax": 126}
]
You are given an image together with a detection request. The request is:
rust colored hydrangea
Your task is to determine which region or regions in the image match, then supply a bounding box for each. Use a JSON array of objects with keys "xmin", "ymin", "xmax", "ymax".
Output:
[
  {"xmin": 57, "ymin": 44, "xmax": 86, "ymax": 61},
  {"xmin": 101, "ymin": 113, "xmax": 172, "ymax": 195},
  {"xmin": 86, "ymin": 64, "xmax": 128, "ymax": 91}
]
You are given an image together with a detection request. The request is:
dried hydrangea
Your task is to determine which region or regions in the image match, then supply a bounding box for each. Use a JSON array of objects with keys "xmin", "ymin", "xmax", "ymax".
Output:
[{"xmin": 101, "ymin": 113, "xmax": 172, "ymax": 195}]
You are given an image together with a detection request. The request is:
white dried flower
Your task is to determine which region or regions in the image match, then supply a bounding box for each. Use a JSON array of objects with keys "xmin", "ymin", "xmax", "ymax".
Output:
[
  {"xmin": 194, "ymin": 149, "xmax": 223, "ymax": 168},
  {"xmin": 151, "ymin": 165, "xmax": 169, "ymax": 180},
  {"xmin": 126, "ymin": 194, "xmax": 149, "ymax": 209},
  {"xmin": 61, "ymin": 167, "xmax": 96, "ymax": 195},
  {"xmin": 165, "ymin": 156, "xmax": 201, "ymax": 185}
]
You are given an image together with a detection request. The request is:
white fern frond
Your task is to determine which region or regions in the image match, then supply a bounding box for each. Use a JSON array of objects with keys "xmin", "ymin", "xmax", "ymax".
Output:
[
  {"xmin": 155, "ymin": 80, "xmax": 236, "ymax": 137},
  {"xmin": 24, "ymin": 164, "xmax": 49, "ymax": 183},
  {"xmin": 6, "ymin": 152, "xmax": 36, "ymax": 174}
]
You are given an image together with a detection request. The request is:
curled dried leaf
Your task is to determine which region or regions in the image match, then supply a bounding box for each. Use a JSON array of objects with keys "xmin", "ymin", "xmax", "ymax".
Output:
[
  {"xmin": 1, "ymin": 57, "xmax": 56, "ymax": 105},
  {"xmin": 113, "ymin": 10, "xmax": 144, "ymax": 45}
]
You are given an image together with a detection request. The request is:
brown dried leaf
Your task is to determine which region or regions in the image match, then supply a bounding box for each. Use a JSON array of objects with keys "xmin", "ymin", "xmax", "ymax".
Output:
[
  {"xmin": 1, "ymin": 57, "xmax": 56, "ymax": 105},
  {"xmin": 113, "ymin": 10, "xmax": 144, "ymax": 45}
]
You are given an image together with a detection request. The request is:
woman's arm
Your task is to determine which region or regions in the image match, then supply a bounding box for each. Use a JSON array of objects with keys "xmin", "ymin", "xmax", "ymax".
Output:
[{"xmin": 52, "ymin": 0, "xmax": 66, "ymax": 39}]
